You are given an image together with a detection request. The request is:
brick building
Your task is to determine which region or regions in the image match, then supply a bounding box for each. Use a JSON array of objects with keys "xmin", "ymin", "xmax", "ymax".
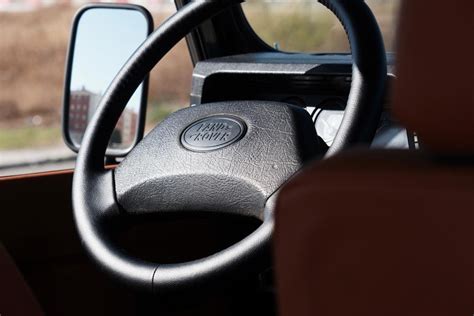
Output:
[
  {"xmin": 112, "ymin": 109, "xmax": 138, "ymax": 149},
  {"xmin": 69, "ymin": 87, "xmax": 138, "ymax": 149},
  {"xmin": 69, "ymin": 87, "xmax": 101, "ymax": 145}
]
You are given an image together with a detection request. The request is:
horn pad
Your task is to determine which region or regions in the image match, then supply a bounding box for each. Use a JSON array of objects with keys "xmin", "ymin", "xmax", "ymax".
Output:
[{"xmin": 114, "ymin": 101, "xmax": 323, "ymax": 219}]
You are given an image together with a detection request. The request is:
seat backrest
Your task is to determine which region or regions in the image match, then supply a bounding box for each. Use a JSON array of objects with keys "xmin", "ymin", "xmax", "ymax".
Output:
[
  {"xmin": 392, "ymin": 0, "xmax": 474, "ymax": 155},
  {"xmin": 274, "ymin": 1, "xmax": 474, "ymax": 315}
]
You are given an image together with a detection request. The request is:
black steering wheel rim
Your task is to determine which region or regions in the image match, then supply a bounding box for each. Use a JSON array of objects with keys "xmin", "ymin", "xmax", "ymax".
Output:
[{"xmin": 73, "ymin": 0, "xmax": 386, "ymax": 293}]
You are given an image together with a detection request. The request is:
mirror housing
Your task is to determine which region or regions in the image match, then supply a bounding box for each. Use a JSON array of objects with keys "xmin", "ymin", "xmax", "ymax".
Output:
[{"xmin": 62, "ymin": 4, "xmax": 153, "ymax": 157}]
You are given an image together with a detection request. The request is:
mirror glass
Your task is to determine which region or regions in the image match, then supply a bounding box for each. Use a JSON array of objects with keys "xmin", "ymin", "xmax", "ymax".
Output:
[{"xmin": 66, "ymin": 7, "xmax": 151, "ymax": 155}]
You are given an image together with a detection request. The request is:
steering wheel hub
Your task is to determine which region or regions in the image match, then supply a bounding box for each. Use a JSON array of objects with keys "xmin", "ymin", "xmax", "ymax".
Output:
[{"xmin": 115, "ymin": 101, "xmax": 321, "ymax": 219}]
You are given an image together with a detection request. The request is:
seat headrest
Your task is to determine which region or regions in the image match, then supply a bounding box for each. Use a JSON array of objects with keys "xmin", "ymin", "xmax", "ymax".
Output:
[{"xmin": 392, "ymin": 1, "xmax": 474, "ymax": 155}]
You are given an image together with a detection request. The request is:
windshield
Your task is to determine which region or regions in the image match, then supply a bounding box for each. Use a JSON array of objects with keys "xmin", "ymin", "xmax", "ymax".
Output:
[
  {"xmin": 0, "ymin": 1, "xmax": 191, "ymax": 176},
  {"xmin": 242, "ymin": 0, "xmax": 401, "ymax": 53}
]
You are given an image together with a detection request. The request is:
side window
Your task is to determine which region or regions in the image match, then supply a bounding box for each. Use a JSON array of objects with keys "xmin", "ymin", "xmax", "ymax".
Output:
[
  {"xmin": 242, "ymin": 0, "xmax": 401, "ymax": 53},
  {"xmin": 0, "ymin": 1, "xmax": 192, "ymax": 177}
]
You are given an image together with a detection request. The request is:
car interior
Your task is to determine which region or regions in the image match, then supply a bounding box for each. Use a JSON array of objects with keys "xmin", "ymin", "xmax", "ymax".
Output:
[{"xmin": 0, "ymin": 0, "xmax": 472, "ymax": 315}]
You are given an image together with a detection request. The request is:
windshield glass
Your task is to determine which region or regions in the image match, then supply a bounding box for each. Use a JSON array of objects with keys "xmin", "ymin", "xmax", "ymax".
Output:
[
  {"xmin": 242, "ymin": 0, "xmax": 401, "ymax": 53},
  {"xmin": 0, "ymin": 1, "xmax": 191, "ymax": 177}
]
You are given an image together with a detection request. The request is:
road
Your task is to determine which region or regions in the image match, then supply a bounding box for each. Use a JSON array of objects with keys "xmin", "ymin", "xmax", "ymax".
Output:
[{"xmin": 0, "ymin": 145, "xmax": 76, "ymax": 177}]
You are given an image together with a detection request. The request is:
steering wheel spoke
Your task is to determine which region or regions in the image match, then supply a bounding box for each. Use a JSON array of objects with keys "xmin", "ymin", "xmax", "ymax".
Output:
[{"xmin": 73, "ymin": 168, "xmax": 121, "ymax": 225}]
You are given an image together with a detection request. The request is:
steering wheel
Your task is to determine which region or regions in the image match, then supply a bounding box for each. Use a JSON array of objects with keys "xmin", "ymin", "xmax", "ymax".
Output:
[{"xmin": 73, "ymin": 0, "xmax": 386, "ymax": 293}]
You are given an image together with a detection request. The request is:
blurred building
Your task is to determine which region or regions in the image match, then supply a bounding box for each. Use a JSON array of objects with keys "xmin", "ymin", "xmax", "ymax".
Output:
[
  {"xmin": 114, "ymin": 109, "xmax": 138, "ymax": 148},
  {"xmin": 69, "ymin": 87, "xmax": 101, "ymax": 145},
  {"xmin": 69, "ymin": 87, "xmax": 138, "ymax": 149}
]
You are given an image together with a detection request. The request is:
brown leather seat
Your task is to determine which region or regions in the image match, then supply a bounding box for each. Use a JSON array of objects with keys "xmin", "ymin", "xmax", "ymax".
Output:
[
  {"xmin": 275, "ymin": 1, "xmax": 474, "ymax": 316},
  {"xmin": 0, "ymin": 243, "xmax": 44, "ymax": 316}
]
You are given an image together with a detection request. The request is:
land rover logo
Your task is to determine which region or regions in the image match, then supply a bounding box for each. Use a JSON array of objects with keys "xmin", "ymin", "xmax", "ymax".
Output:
[{"xmin": 181, "ymin": 116, "xmax": 246, "ymax": 152}]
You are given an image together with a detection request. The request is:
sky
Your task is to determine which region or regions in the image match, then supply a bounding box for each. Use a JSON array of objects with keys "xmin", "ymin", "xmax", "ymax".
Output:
[{"xmin": 70, "ymin": 8, "xmax": 149, "ymax": 113}]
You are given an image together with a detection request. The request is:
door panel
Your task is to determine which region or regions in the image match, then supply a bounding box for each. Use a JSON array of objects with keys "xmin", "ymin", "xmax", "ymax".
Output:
[
  {"xmin": 0, "ymin": 170, "xmax": 271, "ymax": 315},
  {"xmin": 0, "ymin": 170, "xmax": 136, "ymax": 315}
]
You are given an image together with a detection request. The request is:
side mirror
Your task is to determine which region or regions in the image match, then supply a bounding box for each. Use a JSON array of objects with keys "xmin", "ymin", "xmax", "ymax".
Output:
[{"xmin": 63, "ymin": 4, "xmax": 153, "ymax": 157}]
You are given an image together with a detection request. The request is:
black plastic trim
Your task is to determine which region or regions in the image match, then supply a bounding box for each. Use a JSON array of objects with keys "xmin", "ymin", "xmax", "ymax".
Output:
[{"xmin": 174, "ymin": 0, "xmax": 270, "ymax": 63}]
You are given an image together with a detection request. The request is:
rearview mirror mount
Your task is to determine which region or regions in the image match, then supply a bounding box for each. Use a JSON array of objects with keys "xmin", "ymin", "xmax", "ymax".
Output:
[{"xmin": 62, "ymin": 4, "xmax": 153, "ymax": 157}]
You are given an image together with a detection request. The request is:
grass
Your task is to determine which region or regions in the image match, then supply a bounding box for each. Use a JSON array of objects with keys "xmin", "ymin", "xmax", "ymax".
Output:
[
  {"xmin": 242, "ymin": 0, "xmax": 400, "ymax": 52},
  {"xmin": 0, "ymin": 125, "xmax": 61, "ymax": 150},
  {"xmin": 0, "ymin": 102, "xmax": 183, "ymax": 150},
  {"xmin": 243, "ymin": 1, "xmax": 346, "ymax": 52},
  {"xmin": 145, "ymin": 102, "xmax": 185, "ymax": 130}
]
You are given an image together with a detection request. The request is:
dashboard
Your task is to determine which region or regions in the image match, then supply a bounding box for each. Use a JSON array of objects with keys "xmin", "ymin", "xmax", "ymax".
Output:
[{"xmin": 190, "ymin": 52, "xmax": 414, "ymax": 150}]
